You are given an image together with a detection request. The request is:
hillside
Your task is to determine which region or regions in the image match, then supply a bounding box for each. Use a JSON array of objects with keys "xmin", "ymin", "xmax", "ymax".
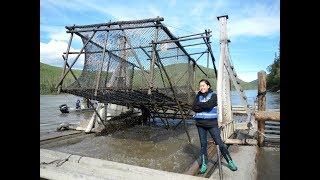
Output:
[
  {"xmin": 40, "ymin": 62, "xmax": 82, "ymax": 94},
  {"xmin": 193, "ymin": 64, "xmax": 257, "ymax": 90},
  {"xmin": 40, "ymin": 62, "xmax": 257, "ymax": 95}
]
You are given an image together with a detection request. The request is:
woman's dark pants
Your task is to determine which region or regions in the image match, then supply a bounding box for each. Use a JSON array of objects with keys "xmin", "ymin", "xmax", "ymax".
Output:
[{"xmin": 196, "ymin": 125, "xmax": 231, "ymax": 162}]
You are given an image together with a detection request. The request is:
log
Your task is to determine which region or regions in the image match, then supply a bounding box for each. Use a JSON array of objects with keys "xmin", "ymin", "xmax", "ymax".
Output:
[
  {"xmin": 232, "ymin": 110, "xmax": 247, "ymax": 114},
  {"xmin": 224, "ymin": 138, "xmax": 258, "ymax": 145},
  {"xmin": 254, "ymin": 111, "xmax": 280, "ymax": 121}
]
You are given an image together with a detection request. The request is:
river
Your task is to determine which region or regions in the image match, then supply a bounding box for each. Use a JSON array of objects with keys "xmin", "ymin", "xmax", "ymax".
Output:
[{"xmin": 40, "ymin": 89, "xmax": 280, "ymax": 179}]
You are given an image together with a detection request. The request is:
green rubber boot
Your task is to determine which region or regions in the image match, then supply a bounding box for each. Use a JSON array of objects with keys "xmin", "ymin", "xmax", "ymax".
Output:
[
  {"xmin": 226, "ymin": 154, "xmax": 237, "ymax": 171},
  {"xmin": 198, "ymin": 154, "xmax": 207, "ymax": 174}
]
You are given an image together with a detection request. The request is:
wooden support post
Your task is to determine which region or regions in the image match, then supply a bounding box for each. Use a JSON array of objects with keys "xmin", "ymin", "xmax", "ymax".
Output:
[
  {"xmin": 188, "ymin": 59, "xmax": 195, "ymax": 104},
  {"xmin": 139, "ymin": 46, "xmax": 166, "ymax": 89},
  {"xmin": 257, "ymin": 71, "xmax": 267, "ymax": 147},
  {"xmin": 204, "ymin": 29, "xmax": 217, "ymax": 77},
  {"xmin": 103, "ymin": 54, "xmax": 112, "ymax": 88},
  {"xmin": 61, "ymin": 55, "xmax": 81, "ymax": 87},
  {"xmin": 258, "ymin": 119, "xmax": 265, "ymax": 147},
  {"xmin": 149, "ymin": 26, "xmax": 159, "ymax": 95},
  {"xmin": 217, "ymin": 15, "xmax": 232, "ymax": 123},
  {"xmin": 258, "ymin": 71, "xmax": 267, "ymax": 111},
  {"xmin": 57, "ymin": 33, "xmax": 73, "ymax": 94},
  {"xmin": 94, "ymin": 29, "xmax": 109, "ymax": 96}
]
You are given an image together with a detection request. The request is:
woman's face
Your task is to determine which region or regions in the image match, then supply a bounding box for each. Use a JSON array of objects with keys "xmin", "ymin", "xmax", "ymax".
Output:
[{"xmin": 199, "ymin": 81, "xmax": 210, "ymax": 93}]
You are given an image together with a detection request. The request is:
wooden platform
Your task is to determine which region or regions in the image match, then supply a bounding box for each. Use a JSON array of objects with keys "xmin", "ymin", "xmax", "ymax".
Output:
[{"xmin": 40, "ymin": 149, "xmax": 206, "ymax": 180}]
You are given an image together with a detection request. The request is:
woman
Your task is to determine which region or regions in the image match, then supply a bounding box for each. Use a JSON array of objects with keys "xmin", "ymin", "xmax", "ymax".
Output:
[{"xmin": 192, "ymin": 79, "xmax": 237, "ymax": 173}]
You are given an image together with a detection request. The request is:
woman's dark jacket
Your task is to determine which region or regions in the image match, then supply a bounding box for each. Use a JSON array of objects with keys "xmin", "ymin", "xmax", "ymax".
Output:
[{"xmin": 192, "ymin": 88, "xmax": 218, "ymax": 128}]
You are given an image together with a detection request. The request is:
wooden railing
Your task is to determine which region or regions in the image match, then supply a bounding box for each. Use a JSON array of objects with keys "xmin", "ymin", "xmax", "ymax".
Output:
[
  {"xmin": 254, "ymin": 111, "xmax": 280, "ymax": 146},
  {"xmin": 219, "ymin": 120, "xmax": 235, "ymax": 142}
]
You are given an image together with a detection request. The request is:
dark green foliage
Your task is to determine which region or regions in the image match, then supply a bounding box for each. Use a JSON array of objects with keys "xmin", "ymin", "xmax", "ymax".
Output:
[{"xmin": 266, "ymin": 43, "xmax": 280, "ymax": 92}]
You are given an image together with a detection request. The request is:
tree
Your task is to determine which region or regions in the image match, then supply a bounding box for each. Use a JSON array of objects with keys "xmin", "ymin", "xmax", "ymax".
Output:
[{"xmin": 266, "ymin": 42, "xmax": 280, "ymax": 91}]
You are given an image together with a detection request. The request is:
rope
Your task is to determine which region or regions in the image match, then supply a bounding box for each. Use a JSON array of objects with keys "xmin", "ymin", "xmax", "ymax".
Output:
[
  {"xmin": 40, "ymin": 154, "xmax": 72, "ymax": 167},
  {"xmin": 255, "ymin": 129, "xmax": 267, "ymax": 138},
  {"xmin": 165, "ymin": 24, "xmax": 196, "ymax": 34},
  {"xmin": 257, "ymin": 91, "xmax": 266, "ymax": 97}
]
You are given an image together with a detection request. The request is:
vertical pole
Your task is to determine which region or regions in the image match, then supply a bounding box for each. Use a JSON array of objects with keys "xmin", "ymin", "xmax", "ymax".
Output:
[
  {"xmin": 258, "ymin": 71, "xmax": 267, "ymax": 111},
  {"xmin": 188, "ymin": 59, "xmax": 195, "ymax": 104},
  {"xmin": 129, "ymin": 66, "xmax": 134, "ymax": 90},
  {"xmin": 57, "ymin": 33, "xmax": 73, "ymax": 94},
  {"xmin": 156, "ymin": 52, "xmax": 191, "ymax": 143},
  {"xmin": 223, "ymin": 44, "xmax": 233, "ymax": 122},
  {"xmin": 217, "ymin": 145, "xmax": 223, "ymax": 180},
  {"xmin": 95, "ymin": 30, "xmax": 109, "ymax": 96},
  {"xmin": 103, "ymin": 53, "xmax": 112, "ymax": 88},
  {"xmin": 149, "ymin": 26, "xmax": 159, "ymax": 94},
  {"xmin": 207, "ymin": 41, "xmax": 210, "ymax": 78},
  {"xmin": 258, "ymin": 70, "xmax": 267, "ymax": 147},
  {"xmin": 217, "ymin": 15, "xmax": 232, "ymax": 123}
]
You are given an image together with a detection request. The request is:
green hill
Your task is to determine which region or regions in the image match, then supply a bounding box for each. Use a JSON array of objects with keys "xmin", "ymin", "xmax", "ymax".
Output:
[
  {"xmin": 40, "ymin": 62, "xmax": 82, "ymax": 94},
  {"xmin": 193, "ymin": 64, "xmax": 257, "ymax": 90},
  {"xmin": 40, "ymin": 62, "xmax": 257, "ymax": 95}
]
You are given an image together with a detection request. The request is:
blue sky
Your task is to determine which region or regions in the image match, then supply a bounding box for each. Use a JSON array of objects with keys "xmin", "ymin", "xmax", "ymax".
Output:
[{"xmin": 40, "ymin": 0, "xmax": 279, "ymax": 82}]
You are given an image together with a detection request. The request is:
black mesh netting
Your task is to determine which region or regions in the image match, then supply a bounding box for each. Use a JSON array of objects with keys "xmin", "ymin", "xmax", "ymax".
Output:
[{"xmin": 60, "ymin": 17, "xmax": 212, "ymax": 113}]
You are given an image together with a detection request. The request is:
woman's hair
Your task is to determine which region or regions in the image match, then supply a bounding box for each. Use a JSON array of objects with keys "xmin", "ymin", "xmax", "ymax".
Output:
[{"xmin": 199, "ymin": 79, "xmax": 211, "ymax": 87}]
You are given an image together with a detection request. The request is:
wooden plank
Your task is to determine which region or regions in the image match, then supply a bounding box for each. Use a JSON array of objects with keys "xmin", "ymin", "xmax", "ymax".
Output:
[
  {"xmin": 264, "ymin": 138, "xmax": 280, "ymax": 143},
  {"xmin": 264, "ymin": 134, "xmax": 280, "ymax": 139},
  {"xmin": 265, "ymin": 125, "xmax": 280, "ymax": 129},
  {"xmin": 265, "ymin": 121, "xmax": 280, "ymax": 125},
  {"xmin": 265, "ymin": 130, "xmax": 280, "ymax": 134}
]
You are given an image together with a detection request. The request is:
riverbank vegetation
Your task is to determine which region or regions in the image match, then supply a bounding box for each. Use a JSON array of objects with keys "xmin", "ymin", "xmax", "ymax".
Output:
[{"xmin": 266, "ymin": 43, "xmax": 280, "ymax": 92}]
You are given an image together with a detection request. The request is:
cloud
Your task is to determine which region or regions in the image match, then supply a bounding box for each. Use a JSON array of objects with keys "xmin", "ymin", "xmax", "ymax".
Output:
[
  {"xmin": 228, "ymin": 2, "xmax": 280, "ymax": 38},
  {"xmin": 168, "ymin": 0, "xmax": 176, "ymax": 7},
  {"xmin": 40, "ymin": 0, "xmax": 279, "ymax": 79},
  {"xmin": 228, "ymin": 16, "xmax": 279, "ymax": 38},
  {"xmin": 236, "ymin": 72, "xmax": 257, "ymax": 82},
  {"xmin": 41, "ymin": 25, "xmax": 69, "ymax": 41},
  {"xmin": 40, "ymin": 40, "xmax": 84, "ymax": 69},
  {"xmin": 190, "ymin": 0, "xmax": 209, "ymax": 16}
]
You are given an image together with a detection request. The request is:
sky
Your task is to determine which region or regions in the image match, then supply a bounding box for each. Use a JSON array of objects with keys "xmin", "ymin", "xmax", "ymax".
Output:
[{"xmin": 40, "ymin": 0, "xmax": 280, "ymax": 82}]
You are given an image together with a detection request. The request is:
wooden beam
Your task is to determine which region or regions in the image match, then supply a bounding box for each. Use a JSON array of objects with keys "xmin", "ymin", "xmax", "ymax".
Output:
[
  {"xmin": 55, "ymin": 31, "xmax": 96, "ymax": 89},
  {"xmin": 254, "ymin": 111, "xmax": 280, "ymax": 122},
  {"xmin": 67, "ymin": 24, "xmax": 160, "ymax": 33},
  {"xmin": 224, "ymin": 138, "xmax": 258, "ymax": 145},
  {"xmin": 66, "ymin": 17, "xmax": 164, "ymax": 29}
]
